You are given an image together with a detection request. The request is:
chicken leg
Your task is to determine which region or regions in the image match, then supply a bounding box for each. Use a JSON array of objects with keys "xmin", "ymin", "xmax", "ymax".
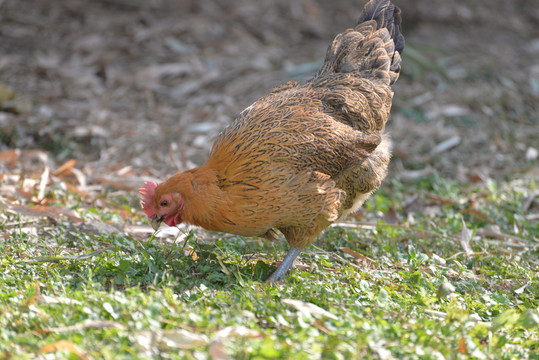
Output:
[{"xmin": 266, "ymin": 247, "xmax": 302, "ymax": 282}]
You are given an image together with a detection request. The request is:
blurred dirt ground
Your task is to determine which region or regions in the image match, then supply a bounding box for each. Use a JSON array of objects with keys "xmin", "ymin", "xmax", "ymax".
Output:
[{"xmin": 0, "ymin": 0, "xmax": 538, "ymax": 188}]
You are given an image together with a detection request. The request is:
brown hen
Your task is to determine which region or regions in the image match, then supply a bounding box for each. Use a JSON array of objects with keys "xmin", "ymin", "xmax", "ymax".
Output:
[{"xmin": 139, "ymin": 0, "xmax": 404, "ymax": 282}]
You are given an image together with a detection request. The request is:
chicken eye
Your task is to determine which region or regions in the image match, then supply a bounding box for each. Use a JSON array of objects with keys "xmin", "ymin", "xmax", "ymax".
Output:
[{"xmin": 160, "ymin": 200, "xmax": 168, "ymax": 207}]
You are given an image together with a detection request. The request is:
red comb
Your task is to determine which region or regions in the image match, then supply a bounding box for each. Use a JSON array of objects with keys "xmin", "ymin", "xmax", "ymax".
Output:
[{"xmin": 138, "ymin": 180, "xmax": 157, "ymax": 217}]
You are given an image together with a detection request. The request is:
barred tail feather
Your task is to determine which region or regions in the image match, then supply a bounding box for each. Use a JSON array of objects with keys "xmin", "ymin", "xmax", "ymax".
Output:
[{"xmin": 317, "ymin": 0, "xmax": 404, "ymax": 86}]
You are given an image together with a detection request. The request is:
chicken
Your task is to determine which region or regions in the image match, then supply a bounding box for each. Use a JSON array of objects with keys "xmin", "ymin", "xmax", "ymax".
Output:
[{"xmin": 139, "ymin": 0, "xmax": 404, "ymax": 282}]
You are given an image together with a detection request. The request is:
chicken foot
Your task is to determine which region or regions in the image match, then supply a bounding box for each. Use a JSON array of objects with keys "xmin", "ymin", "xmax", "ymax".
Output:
[{"xmin": 266, "ymin": 247, "xmax": 302, "ymax": 282}]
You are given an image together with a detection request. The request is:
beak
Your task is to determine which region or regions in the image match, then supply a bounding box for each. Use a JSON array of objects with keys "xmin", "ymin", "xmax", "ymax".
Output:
[{"xmin": 151, "ymin": 214, "xmax": 164, "ymax": 231}]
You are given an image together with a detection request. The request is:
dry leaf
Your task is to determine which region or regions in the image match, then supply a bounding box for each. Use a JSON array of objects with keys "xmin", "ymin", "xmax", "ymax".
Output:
[
  {"xmin": 116, "ymin": 166, "xmax": 133, "ymax": 176},
  {"xmin": 430, "ymin": 136, "xmax": 461, "ymax": 156},
  {"xmin": 397, "ymin": 166, "xmax": 434, "ymax": 180},
  {"xmin": 430, "ymin": 253, "xmax": 446, "ymax": 265},
  {"xmin": 514, "ymin": 281, "xmax": 531, "ymax": 294},
  {"xmin": 341, "ymin": 247, "xmax": 377, "ymax": 266},
  {"xmin": 75, "ymin": 220, "xmax": 122, "ymax": 236},
  {"xmin": 64, "ymin": 182, "xmax": 89, "ymax": 196},
  {"xmin": 6, "ymin": 203, "xmax": 82, "ymax": 222},
  {"xmin": 25, "ymin": 282, "xmax": 40, "ymax": 306},
  {"xmin": 382, "ymin": 207, "xmax": 401, "ymax": 225},
  {"xmin": 135, "ymin": 329, "xmax": 208, "ymax": 353},
  {"xmin": 217, "ymin": 256, "xmax": 230, "ymax": 275},
  {"xmin": 424, "ymin": 309, "xmax": 447, "ymax": 319},
  {"xmin": 460, "ymin": 218, "xmax": 473, "ymax": 255},
  {"xmin": 459, "ymin": 208, "xmax": 490, "ymax": 222},
  {"xmin": 53, "ymin": 159, "xmax": 77, "ymax": 177},
  {"xmin": 425, "ymin": 193, "xmax": 456, "ymax": 205},
  {"xmin": 136, "ymin": 63, "xmax": 192, "ymax": 86},
  {"xmin": 312, "ymin": 319, "xmax": 331, "ymax": 334},
  {"xmin": 467, "ymin": 172, "xmax": 487, "ymax": 183},
  {"xmin": 209, "ymin": 326, "xmax": 263, "ymax": 360},
  {"xmin": 522, "ymin": 191, "xmax": 539, "ymax": 212},
  {"xmin": 40, "ymin": 320, "xmax": 126, "ymax": 334},
  {"xmin": 525, "ymin": 212, "xmax": 539, "ymax": 221},
  {"xmin": 185, "ymin": 246, "xmax": 199, "ymax": 261},
  {"xmin": 37, "ymin": 166, "xmax": 50, "ymax": 201},
  {"xmin": 39, "ymin": 295, "xmax": 82, "ymax": 305},
  {"xmin": 95, "ymin": 177, "xmax": 138, "ymax": 190},
  {"xmin": 348, "ymin": 212, "xmax": 366, "ymax": 220},
  {"xmin": 457, "ymin": 336, "xmax": 467, "ymax": 354},
  {"xmin": 282, "ymin": 299, "xmax": 338, "ymax": 320},
  {"xmin": 22, "ymin": 246, "xmax": 112, "ymax": 264},
  {"xmin": 39, "ymin": 340, "xmax": 89, "ymax": 360},
  {"xmin": 209, "ymin": 340, "xmax": 227, "ymax": 360},
  {"xmin": 0, "ymin": 149, "xmax": 19, "ymax": 167},
  {"xmin": 476, "ymin": 226, "xmax": 527, "ymax": 244},
  {"xmin": 437, "ymin": 282, "xmax": 455, "ymax": 298}
]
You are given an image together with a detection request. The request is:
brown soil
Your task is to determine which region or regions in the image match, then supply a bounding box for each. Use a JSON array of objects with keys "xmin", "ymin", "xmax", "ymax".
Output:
[{"xmin": 1, "ymin": 0, "xmax": 538, "ymax": 184}]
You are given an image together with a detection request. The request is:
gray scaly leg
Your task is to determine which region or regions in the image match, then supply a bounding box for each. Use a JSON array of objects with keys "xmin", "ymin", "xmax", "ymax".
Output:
[{"xmin": 266, "ymin": 247, "xmax": 302, "ymax": 283}]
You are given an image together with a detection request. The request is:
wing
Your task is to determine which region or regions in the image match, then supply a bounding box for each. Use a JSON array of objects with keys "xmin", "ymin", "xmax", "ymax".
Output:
[{"xmin": 209, "ymin": 79, "xmax": 388, "ymax": 176}]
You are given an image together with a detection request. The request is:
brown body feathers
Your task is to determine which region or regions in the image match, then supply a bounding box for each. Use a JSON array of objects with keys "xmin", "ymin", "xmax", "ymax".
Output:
[{"xmin": 140, "ymin": 0, "xmax": 404, "ymax": 279}]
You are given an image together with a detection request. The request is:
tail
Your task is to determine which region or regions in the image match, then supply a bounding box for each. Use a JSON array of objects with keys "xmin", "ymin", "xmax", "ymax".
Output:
[{"xmin": 317, "ymin": 0, "xmax": 404, "ymax": 86}]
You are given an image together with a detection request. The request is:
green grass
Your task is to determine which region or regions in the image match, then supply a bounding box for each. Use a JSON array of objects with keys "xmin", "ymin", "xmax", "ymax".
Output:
[{"xmin": 0, "ymin": 174, "xmax": 537, "ymax": 359}]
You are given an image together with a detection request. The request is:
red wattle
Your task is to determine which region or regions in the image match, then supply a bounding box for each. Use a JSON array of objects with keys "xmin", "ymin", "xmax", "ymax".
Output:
[{"xmin": 163, "ymin": 198, "xmax": 184, "ymax": 227}]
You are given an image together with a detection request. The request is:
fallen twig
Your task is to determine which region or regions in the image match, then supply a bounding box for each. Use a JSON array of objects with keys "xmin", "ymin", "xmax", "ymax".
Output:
[{"xmin": 20, "ymin": 246, "xmax": 113, "ymax": 263}]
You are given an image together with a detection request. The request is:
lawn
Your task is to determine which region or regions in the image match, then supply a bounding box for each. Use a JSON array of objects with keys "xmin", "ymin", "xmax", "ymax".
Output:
[
  {"xmin": 1, "ymin": 172, "xmax": 537, "ymax": 359},
  {"xmin": 1, "ymin": 0, "xmax": 538, "ymax": 358}
]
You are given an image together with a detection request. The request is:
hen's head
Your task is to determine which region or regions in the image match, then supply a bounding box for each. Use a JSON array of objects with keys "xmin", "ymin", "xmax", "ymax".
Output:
[{"xmin": 139, "ymin": 181, "xmax": 184, "ymax": 230}]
